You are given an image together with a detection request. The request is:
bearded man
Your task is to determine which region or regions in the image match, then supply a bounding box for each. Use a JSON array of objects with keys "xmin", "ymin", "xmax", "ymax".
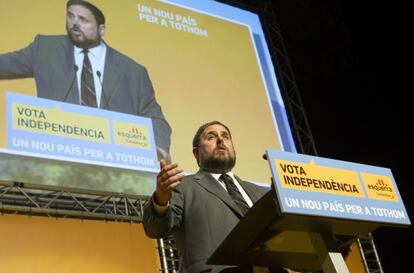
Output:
[{"xmin": 143, "ymin": 121, "xmax": 286, "ymax": 273}]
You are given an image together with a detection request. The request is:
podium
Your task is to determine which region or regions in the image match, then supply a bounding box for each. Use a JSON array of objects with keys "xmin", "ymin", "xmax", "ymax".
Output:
[
  {"xmin": 208, "ymin": 150, "xmax": 410, "ymax": 273},
  {"xmin": 208, "ymin": 189, "xmax": 361, "ymax": 273}
]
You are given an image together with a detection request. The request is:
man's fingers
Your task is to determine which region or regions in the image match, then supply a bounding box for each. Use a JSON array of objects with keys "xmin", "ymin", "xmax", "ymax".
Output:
[
  {"xmin": 158, "ymin": 166, "xmax": 183, "ymax": 182},
  {"xmin": 157, "ymin": 161, "xmax": 183, "ymax": 182},
  {"xmin": 166, "ymin": 181, "xmax": 182, "ymax": 191},
  {"xmin": 158, "ymin": 173, "xmax": 184, "ymax": 191},
  {"xmin": 156, "ymin": 161, "xmax": 184, "ymax": 203},
  {"xmin": 154, "ymin": 162, "xmax": 184, "ymax": 205},
  {"xmin": 158, "ymin": 162, "xmax": 179, "ymax": 176},
  {"xmin": 159, "ymin": 180, "xmax": 182, "ymax": 192},
  {"xmin": 159, "ymin": 159, "xmax": 166, "ymax": 170}
]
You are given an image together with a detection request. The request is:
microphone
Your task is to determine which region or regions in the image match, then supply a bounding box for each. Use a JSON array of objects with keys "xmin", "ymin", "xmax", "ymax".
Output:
[
  {"xmin": 96, "ymin": 70, "xmax": 109, "ymax": 109},
  {"xmin": 62, "ymin": 65, "xmax": 79, "ymax": 102}
]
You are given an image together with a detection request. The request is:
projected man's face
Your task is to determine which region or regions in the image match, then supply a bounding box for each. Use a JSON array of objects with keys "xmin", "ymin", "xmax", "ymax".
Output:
[
  {"xmin": 193, "ymin": 124, "xmax": 236, "ymax": 173},
  {"xmin": 66, "ymin": 5, "xmax": 105, "ymax": 48}
]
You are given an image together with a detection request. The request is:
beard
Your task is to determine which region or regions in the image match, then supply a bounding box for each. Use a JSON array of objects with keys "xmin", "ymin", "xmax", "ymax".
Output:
[
  {"xmin": 201, "ymin": 152, "xmax": 236, "ymax": 173},
  {"xmin": 66, "ymin": 26, "xmax": 100, "ymax": 49}
]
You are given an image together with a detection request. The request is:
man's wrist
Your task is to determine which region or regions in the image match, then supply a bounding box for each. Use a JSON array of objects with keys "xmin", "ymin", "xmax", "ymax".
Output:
[
  {"xmin": 152, "ymin": 193, "xmax": 169, "ymax": 216},
  {"xmin": 153, "ymin": 192, "xmax": 169, "ymax": 206}
]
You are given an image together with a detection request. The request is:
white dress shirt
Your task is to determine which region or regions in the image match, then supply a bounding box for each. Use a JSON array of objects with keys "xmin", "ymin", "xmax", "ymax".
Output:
[{"xmin": 210, "ymin": 172, "xmax": 253, "ymax": 207}]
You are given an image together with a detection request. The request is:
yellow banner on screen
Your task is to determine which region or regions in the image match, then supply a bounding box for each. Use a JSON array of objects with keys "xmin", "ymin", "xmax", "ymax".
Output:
[
  {"xmin": 12, "ymin": 103, "xmax": 110, "ymax": 143},
  {"xmin": 275, "ymin": 159, "xmax": 366, "ymax": 198}
]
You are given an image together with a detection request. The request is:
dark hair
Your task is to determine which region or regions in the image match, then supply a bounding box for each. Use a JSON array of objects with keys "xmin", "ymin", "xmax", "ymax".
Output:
[
  {"xmin": 192, "ymin": 121, "xmax": 232, "ymax": 148},
  {"xmin": 67, "ymin": 0, "xmax": 105, "ymax": 25}
]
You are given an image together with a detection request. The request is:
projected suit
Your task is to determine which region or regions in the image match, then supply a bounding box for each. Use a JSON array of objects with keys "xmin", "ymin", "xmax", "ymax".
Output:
[
  {"xmin": 0, "ymin": 35, "xmax": 171, "ymax": 153},
  {"xmin": 143, "ymin": 121, "xmax": 274, "ymax": 273},
  {"xmin": 0, "ymin": 0, "xmax": 171, "ymax": 154}
]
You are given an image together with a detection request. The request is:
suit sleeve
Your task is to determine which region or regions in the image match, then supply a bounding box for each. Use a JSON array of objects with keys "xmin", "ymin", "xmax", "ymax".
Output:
[
  {"xmin": 0, "ymin": 36, "xmax": 38, "ymax": 79},
  {"xmin": 137, "ymin": 67, "xmax": 171, "ymax": 154},
  {"xmin": 142, "ymin": 186, "xmax": 184, "ymax": 239}
]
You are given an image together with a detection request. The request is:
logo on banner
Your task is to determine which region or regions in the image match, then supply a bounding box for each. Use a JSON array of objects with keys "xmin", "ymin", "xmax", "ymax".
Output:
[
  {"xmin": 361, "ymin": 173, "xmax": 398, "ymax": 202},
  {"xmin": 113, "ymin": 121, "xmax": 151, "ymax": 149}
]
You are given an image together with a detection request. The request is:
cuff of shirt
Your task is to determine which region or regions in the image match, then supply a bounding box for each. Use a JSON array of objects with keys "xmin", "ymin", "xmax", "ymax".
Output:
[{"xmin": 151, "ymin": 195, "xmax": 169, "ymax": 216}]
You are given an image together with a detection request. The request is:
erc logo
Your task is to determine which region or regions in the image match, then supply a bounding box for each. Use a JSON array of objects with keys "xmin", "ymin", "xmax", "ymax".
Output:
[
  {"xmin": 117, "ymin": 127, "xmax": 148, "ymax": 142},
  {"xmin": 113, "ymin": 121, "xmax": 151, "ymax": 149},
  {"xmin": 361, "ymin": 172, "xmax": 398, "ymax": 202},
  {"xmin": 367, "ymin": 178, "xmax": 393, "ymax": 192}
]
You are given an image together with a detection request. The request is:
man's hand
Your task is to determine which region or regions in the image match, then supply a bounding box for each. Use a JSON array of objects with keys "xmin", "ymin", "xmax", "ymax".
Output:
[{"xmin": 154, "ymin": 160, "xmax": 184, "ymax": 205}]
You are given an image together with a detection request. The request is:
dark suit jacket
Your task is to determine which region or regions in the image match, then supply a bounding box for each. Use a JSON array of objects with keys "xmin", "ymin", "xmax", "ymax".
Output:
[
  {"xmin": 143, "ymin": 170, "xmax": 269, "ymax": 273},
  {"xmin": 0, "ymin": 35, "xmax": 171, "ymax": 152}
]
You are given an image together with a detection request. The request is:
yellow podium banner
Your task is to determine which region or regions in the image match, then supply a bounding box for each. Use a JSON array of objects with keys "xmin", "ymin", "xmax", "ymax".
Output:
[{"xmin": 267, "ymin": 150, "xmax": 410, "ymax": 226}]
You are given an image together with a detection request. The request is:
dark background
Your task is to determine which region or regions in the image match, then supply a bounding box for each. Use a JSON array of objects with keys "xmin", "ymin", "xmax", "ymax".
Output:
[
  {"xmin": 271, "ymin": 1, "xmax": 412, "ymax": 272},
  {"xmin": 220, "ymin": 0, "xmax": 412, "ymax": 272},
  {"xmin": 271, "ymin": 1, "xmax": 413, "ymax": 272}
]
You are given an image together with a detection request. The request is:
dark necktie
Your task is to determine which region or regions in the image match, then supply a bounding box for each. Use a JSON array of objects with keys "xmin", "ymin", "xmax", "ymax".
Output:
[
  {"xmin": 219, "ymin": 174, "xmax": 250, "ymax": 216},
  {"xmin": 81, "ymin": 49, "xmax": 97, "ymax": 107}
]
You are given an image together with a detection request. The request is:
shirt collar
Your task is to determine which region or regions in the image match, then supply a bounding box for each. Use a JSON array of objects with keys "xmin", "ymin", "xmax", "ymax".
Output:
[
  {"xmin": 74, "ymin": 42, "xmax": 106, "ymax": 59},
  {"xmin": 210, "ymin": 171, "xmax": 236, "ymax": 182}
]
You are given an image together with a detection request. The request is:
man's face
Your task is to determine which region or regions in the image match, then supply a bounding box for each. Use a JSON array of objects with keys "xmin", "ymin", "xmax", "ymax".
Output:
[
  {"xmin": 193, "ymin": 124, "xmax": 236, "ymax": 173},
  {"xmin": 66, "ymin": 5, "xmax": 105, "ymax": 48}
]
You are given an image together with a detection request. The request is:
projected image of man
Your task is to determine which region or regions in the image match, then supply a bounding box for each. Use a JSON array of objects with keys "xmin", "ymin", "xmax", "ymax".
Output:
[{"xmin": 0, "ymin": 0, "xmax": 171, "ymax": 155}]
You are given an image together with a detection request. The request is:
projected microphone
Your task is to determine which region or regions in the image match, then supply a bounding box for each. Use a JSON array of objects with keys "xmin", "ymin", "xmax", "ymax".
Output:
[
  {"xmin": 96, "ymin": 70, "xmax": 109, "ymax": 109},
  {"xmin": 62, "ymin": 65, "xmax": 79, "ymax": 102}
]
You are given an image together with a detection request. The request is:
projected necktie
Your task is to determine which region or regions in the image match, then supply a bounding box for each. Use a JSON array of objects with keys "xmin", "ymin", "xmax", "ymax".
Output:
[
  {"xmin": 81, "ymin": 49, "xmax": 97, "ymax": 107},
  {"xmin": 219, "ymin": 174, "xmax": 250, "ymax": 216}
]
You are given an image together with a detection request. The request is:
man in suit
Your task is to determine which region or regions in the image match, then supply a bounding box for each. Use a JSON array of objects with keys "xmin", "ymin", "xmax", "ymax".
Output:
[
  {"xmin": 143, "ymin": 121, "xmax": 285, "ymax": 273},
  {"xmin": 0, "ymin": 0, "xmax": 171, "ymax": 155}
]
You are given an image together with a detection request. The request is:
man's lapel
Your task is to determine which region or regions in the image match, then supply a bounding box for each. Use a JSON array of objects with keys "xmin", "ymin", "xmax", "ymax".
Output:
[
  {"xmin": 194, "ymin": 170, "xmax": 244, "ymax": 218},
  {"xmin": 236, "ymin": 177, "xmax": 259, "ymax": 203},
  {"xmin": 101, "ymin": 45, "xmax": 121, "ymax": 109},
  {"xmin": 62, "ymin": 37, "xmax": 79, "ymax": 104}
]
